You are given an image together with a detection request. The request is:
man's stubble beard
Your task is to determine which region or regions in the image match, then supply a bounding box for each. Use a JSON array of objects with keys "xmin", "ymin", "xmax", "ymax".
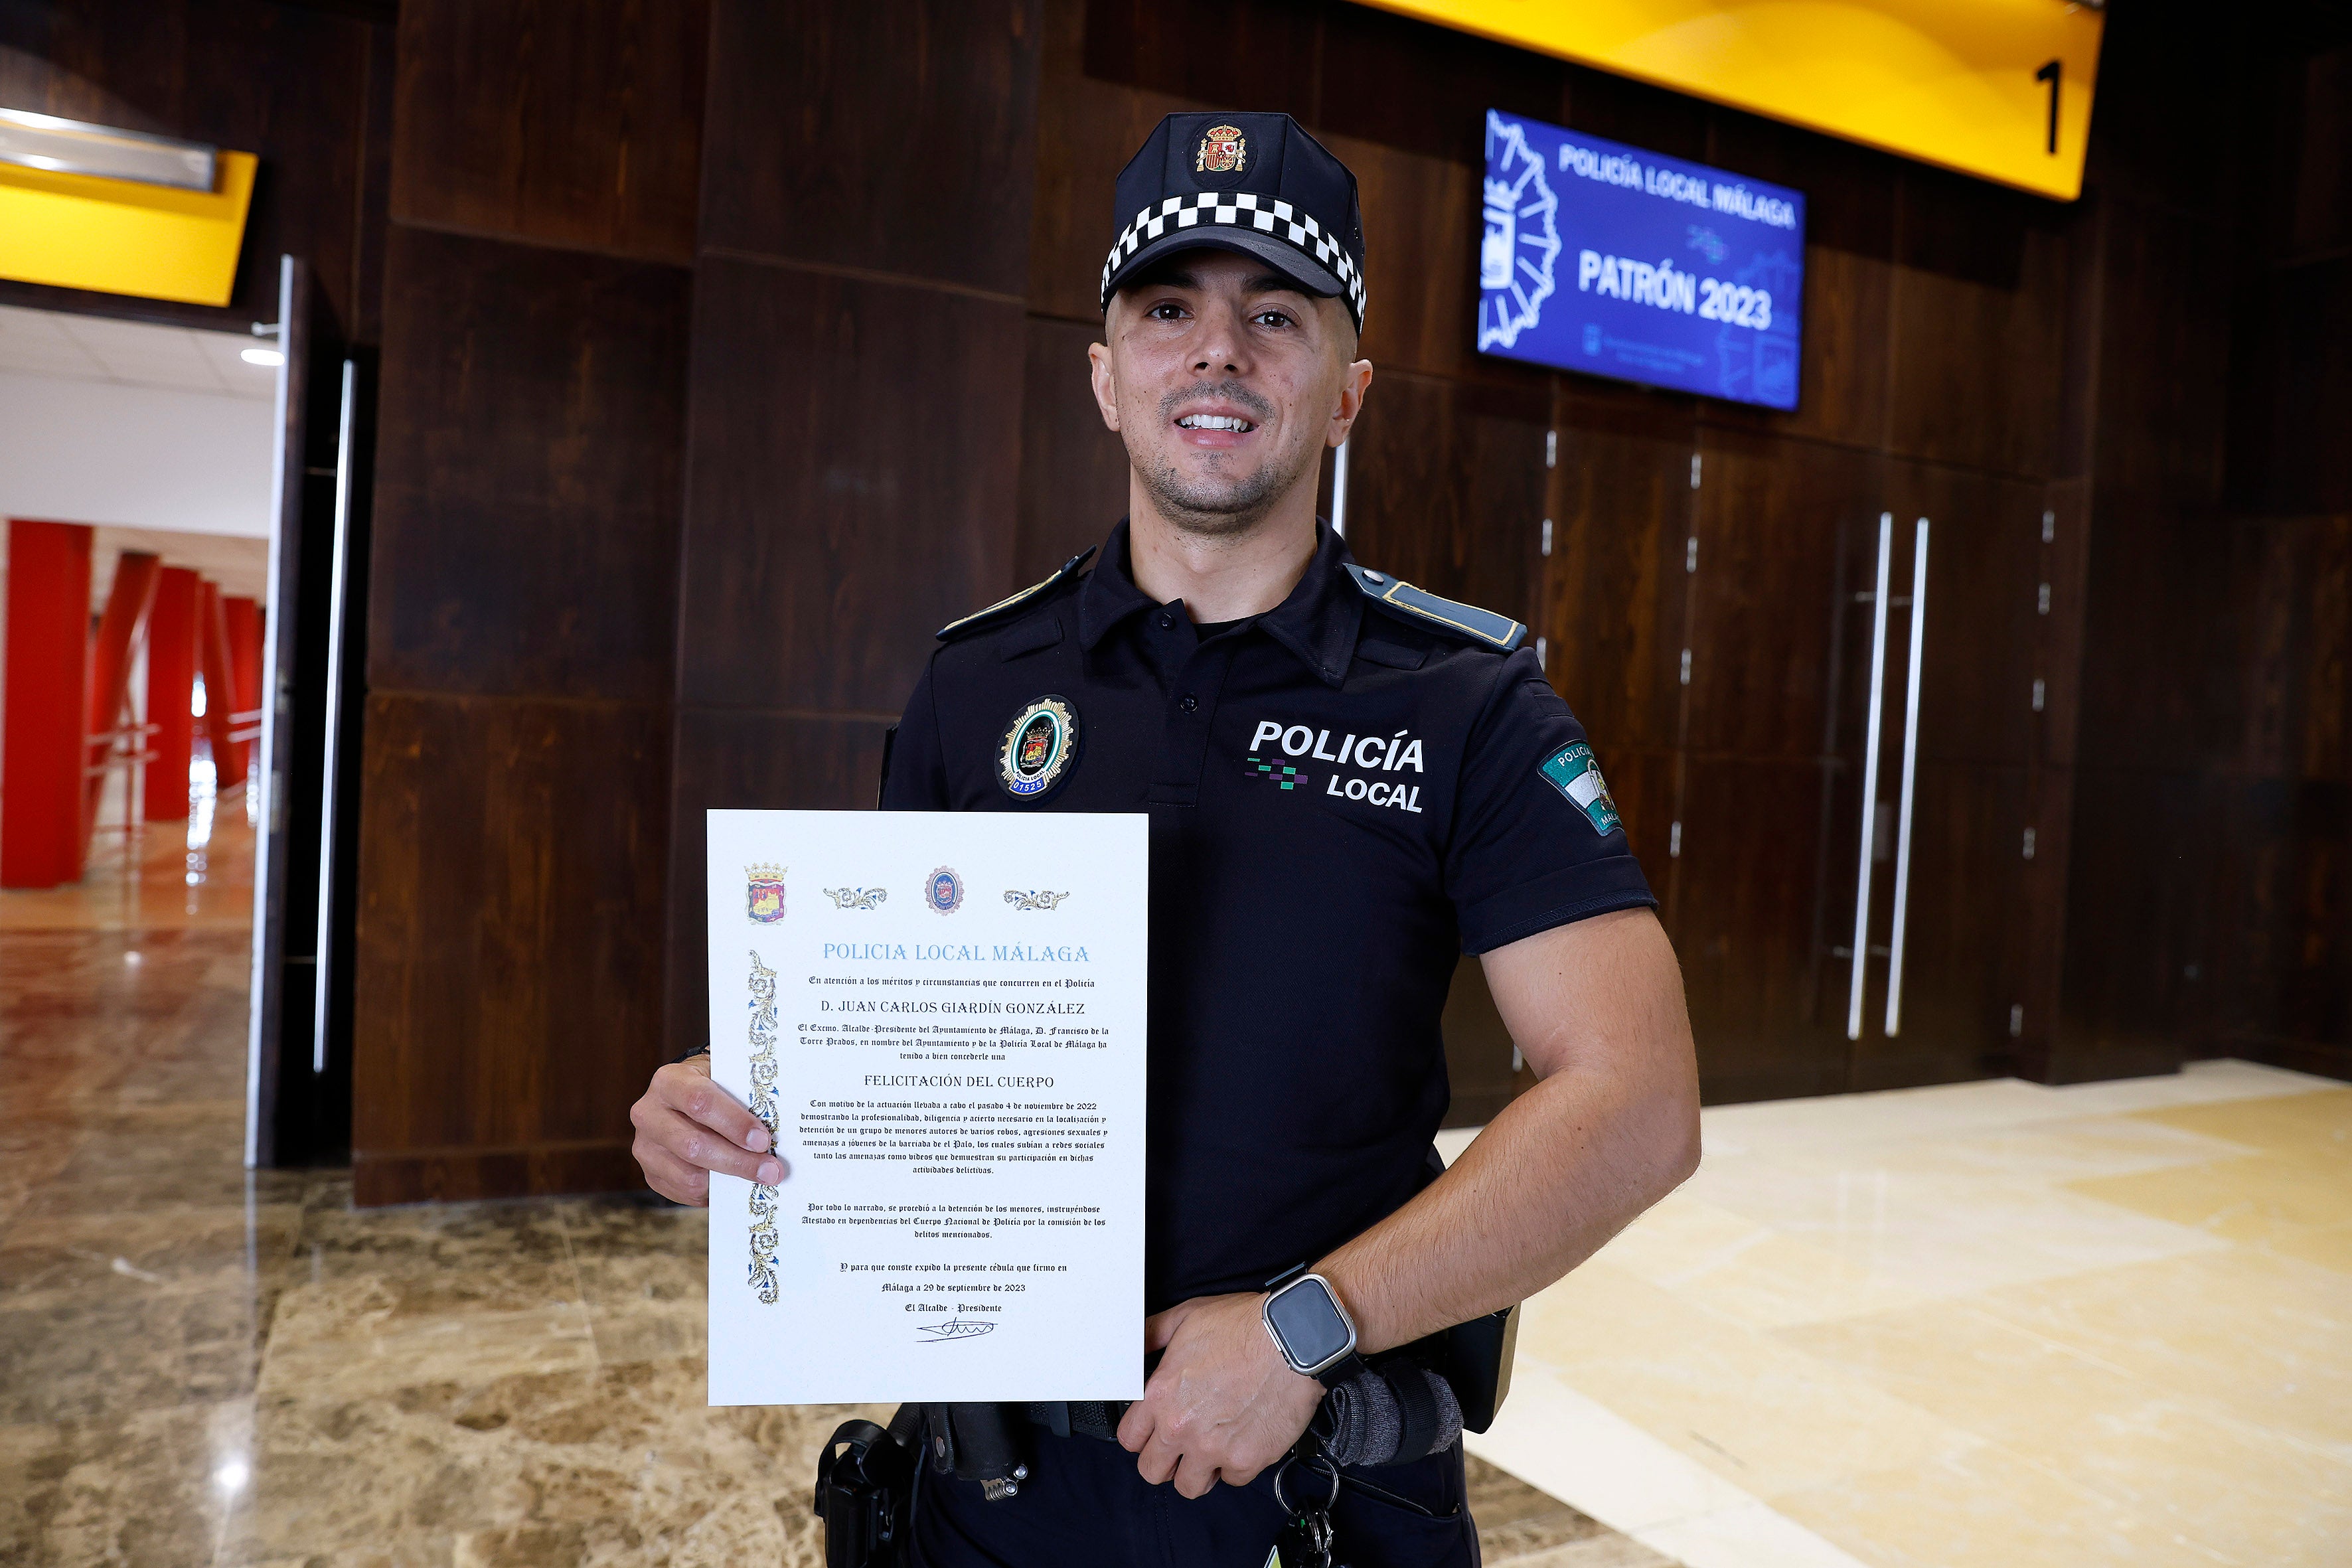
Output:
[{"xmin": 1129, "ymin": 380, "xmax": 1318, "ymax": 542}]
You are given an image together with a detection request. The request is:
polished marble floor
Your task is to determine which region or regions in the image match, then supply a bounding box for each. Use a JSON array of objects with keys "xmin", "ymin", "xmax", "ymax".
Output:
[
  {"xmin": 1452, "ymin": 1059, "xmax": 2352, "ymax": 1568},
  {"xmin": 0, "ymin": 822, "xmax": 1657, "ymax": 1567}
]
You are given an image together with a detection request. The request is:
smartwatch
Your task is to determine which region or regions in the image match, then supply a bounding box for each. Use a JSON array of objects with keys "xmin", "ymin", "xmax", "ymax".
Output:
[{"xmin": 1261, "ymin": 1273, "xmax": 1366, "ymax": 1387}]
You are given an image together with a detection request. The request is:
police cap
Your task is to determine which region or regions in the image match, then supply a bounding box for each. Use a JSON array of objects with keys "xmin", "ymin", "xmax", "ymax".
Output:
[{"xmin": 1100, "ymin": 112, "xmax": 1366, "ymax": 333}]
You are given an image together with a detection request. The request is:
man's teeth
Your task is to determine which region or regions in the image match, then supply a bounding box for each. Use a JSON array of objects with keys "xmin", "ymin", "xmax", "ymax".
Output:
[{"xmin": 1178, "ymin": 414, "xmax": 1253, "ymax": 431}]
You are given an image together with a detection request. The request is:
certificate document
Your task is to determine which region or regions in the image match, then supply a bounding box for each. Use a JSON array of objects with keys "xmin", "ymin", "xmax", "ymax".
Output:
[{"xmin": 703, "ymin": 809, "xmax": 1148, "ymax": 1407}]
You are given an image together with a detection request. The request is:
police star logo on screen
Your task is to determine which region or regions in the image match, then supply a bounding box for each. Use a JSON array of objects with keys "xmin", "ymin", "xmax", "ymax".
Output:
[
  {"xmin": 996, "ymin": 695, "xmax": 1079, "ymax": 800},
  {"xmin": 1476, "ymin": 108, "xmax": 1806, "ymax": 412},
  {"xmin": 744, "ymin": 862, "xmax": 786, "ymax": 923},
  {"xmin": 1478, "ymin": 110, "xmax": 1560, "ymax": 353}
]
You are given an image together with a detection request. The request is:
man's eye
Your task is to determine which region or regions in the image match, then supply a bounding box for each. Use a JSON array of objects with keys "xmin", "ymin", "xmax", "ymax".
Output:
[
  {"xmin": 1253, "ymin": 310, "xmax": 1294, "ymax": 329},
  {"xmin": 1148, "ymin": 303, "xmax": 1188, "ymax": 321}
]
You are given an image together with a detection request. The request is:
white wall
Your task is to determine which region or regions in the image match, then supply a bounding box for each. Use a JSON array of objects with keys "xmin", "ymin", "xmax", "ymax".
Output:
[{"xmin": 0, "ymin": 368, "xmax": 274, "ymax": 539}]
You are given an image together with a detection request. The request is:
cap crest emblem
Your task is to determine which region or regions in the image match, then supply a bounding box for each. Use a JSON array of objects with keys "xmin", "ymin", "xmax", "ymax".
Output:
[{"xmin": 1196, "ymin": 125, "xmax": 1248, "ymax": 174}]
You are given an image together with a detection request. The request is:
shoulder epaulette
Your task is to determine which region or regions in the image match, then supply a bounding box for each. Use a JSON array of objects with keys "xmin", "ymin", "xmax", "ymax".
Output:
[
  {"xmin": 1344, "ymin": 563, "xmax": 1526, "ymax": 653},
  {"xmin": 935, "ymin": 547, "xmax": 1096, "ymax": 642}
]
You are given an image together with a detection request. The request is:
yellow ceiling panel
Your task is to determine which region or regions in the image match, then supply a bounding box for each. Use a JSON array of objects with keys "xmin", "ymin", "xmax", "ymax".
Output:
[
  {"xmin": 0, "ymin": 149, "xmax": 258, "ymax": 307},
  {"xmin": 1348, "ymin": 1, "xmax": 2104, "ymax": 200}
]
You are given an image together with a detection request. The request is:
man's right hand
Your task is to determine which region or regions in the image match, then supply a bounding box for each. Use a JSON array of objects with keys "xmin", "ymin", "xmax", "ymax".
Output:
[{"xmin": 628, "ymin": 1055, "xmax": 785, "ymax": 1206}]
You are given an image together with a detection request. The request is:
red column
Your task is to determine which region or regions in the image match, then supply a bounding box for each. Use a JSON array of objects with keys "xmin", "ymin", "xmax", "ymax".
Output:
[
  {"xmin": 142, "ymin": 566, "xmax": 200, "ymax": 823},
  {"xmin": 196, "ymin": 580, "xmax": 244, "ymax": 789},
  {"xmin": 222, "ymin": 594, "xmax": 264, "ymax": 779},
  {"xmin": 1, "ymin": 519, "xmax": 94, "ymax": 888},
  {"xmin": 84, "ymin": 550, "xmax": 161, "ymax": 849}
]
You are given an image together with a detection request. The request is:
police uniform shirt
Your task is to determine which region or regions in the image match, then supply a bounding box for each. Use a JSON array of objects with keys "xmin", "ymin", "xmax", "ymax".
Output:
[{"xmin": 882, "ymin": 519, "xmax": 1654, "ymax": 1312}]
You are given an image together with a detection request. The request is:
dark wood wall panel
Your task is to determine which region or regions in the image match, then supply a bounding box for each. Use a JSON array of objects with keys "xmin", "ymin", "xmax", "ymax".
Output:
[
  {"xmin": 665, "ymin": 1, "xmax": 1048, "ymax": 1069},
  {"xmin": 0, "ymin": 0, "xmax": 386, "ymax": 333},
  {"xmin": 1342, "ymin": 371, "xmax": 1546, "ymax": 622},
  {"xmin": 1897, "ymin": 461, "xmax": 2045, "ymax": 766},
  {"xmin": 351, "ymin": 2, "xmax": 704, "ymax": 1202},
  {"xmin": 1542, "ymin": 420, "xmax": 1691, "ymax": 753},
  {"xmin": 1686, "ymin": 431, "xmax": 1881, "ymax": 761},
  {"xmin": 389, "ymin": 0, "xmax": 708, "ymax": 262},
  {"xmin": 700, "ymin": 0, "xmax": 1042, "ymax": 295},
  {"xmin": 352, "ymin": 693, "xmax": 669, "ymax": 1204},
  {"xmin": 1016, "ymin": 317, "xmax": 1130, "ymax": 582},
  {"xmin": 1674, "ymin": 756, "xmax": 1845, "ymax": 1103},
  {"xmin": 368, "ymin": 226, "xmax": 690, "ymax": 702},
  {"xmin": 1030, "ymin": 68, "xmax": 1191, "ymax": 320},
  {"xmin": 661, "ymin": 710, "xmax": 894, "ymax": 1055},
  {"xmin": 674, "ymin": 258, "xmax": 1027, "ymax": 713}
]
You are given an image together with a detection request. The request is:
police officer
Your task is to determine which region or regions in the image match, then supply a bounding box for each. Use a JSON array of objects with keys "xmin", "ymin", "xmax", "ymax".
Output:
[{"xmin": 630, "ymin": 112, "xmax": 1699, "ymax": 1567}]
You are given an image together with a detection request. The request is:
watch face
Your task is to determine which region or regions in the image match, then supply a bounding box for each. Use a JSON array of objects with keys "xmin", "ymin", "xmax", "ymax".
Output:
[{"xmin": 1267, "ymin": 1279, "xmax": 1352, "ymax": 1370}]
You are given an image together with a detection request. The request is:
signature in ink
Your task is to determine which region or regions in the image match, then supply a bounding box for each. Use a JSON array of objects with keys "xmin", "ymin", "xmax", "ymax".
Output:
[{"xmin": 916, "ymin": 1316, "xmax": 998, "ymax": 1342}]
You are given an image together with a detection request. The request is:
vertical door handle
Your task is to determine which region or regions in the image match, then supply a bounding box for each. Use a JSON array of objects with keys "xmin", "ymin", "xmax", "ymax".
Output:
[
  {"xmin": 1883, "ymin": 518, "xmax": 1929, "ymax": 1037},
  {"xmin": 311, "ymin": 358, "xmax": 358, "ymax": 1075},
  {"xmin": 1847, "ymin": 514, "xmax": 1895, "ymax": 1041}
]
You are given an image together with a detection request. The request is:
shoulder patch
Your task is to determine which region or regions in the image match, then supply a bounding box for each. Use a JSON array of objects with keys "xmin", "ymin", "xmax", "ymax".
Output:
[
  {"xmin": 1344, "ymin": 563, "xmax": 1526, "ymax": 653},
  {"xmin": 936, "ymin": 547, "xmax": 1096, "ymax": 642}
]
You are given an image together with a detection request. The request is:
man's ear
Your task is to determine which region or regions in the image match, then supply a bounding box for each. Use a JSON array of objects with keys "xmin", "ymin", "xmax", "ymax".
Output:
[
  {"xmin": 1330, "ymin": 358, "xmax": 1373, "ymax": 448},
  {"xmin": 1087, "ymin": 338, "xmax": 1121, "ymax": 433}
]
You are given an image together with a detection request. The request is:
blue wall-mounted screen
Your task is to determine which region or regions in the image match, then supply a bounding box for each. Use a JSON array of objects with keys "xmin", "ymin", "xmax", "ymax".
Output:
[{"xmin": 1478, "ymin": 110, "xmax": 1806, "ymax": 411}]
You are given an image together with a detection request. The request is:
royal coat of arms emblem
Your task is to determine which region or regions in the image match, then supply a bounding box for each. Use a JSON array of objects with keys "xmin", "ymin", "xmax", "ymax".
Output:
[
  {"xmin": 1196, "ymin": 124, "xmax": 1248, "ymax": 174},
  {"xmin": 745, "ymin": 863, "xmax": 787, "ymax": 923}
]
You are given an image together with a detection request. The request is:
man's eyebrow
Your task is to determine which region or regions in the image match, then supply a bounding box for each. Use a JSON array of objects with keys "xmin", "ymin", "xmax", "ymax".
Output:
[{"xmin": 1245, "ymin": 274, "xmax": 1311, "ymax": 300}]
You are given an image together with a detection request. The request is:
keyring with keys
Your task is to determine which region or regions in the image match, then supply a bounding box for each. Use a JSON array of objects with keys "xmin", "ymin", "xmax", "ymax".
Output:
[{"xmin": 1269, "ymin": 1447, "xmax": 1344, "ymax": 1568}]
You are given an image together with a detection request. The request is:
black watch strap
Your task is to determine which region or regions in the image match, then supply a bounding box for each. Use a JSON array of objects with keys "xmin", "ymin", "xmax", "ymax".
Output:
[{"xmin": 1312, "ymin": 1350, "xmax": 1368, "ymax": 1390}]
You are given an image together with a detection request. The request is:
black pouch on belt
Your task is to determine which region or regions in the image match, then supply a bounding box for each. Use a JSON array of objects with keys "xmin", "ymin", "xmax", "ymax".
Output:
[{"xmin": 814, "ymin": 1404, "xmax": 921, "ymax": 1568}]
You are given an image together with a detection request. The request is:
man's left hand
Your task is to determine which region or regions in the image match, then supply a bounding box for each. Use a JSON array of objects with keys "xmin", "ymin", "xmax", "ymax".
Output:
[{"xmin": 1116, "ymin": 1291, "xmax": 1325, "ymax": 1498}]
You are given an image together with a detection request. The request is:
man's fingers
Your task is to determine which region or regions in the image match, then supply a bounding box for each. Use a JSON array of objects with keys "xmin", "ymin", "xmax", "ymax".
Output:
[
  {"xmin": 657, "ymin": 1062, "xmax": 770, "ymax": 1153},
  {"xmin": 1115, "ymin": 1399, "xmax": 1154, "ymax": 1453},
  {"xmin": 633, "ymin": 1140, "xmax": 710, "ymax": 1206},
  {"xmin": 1172, "ymin": 1454, "xmax": 1221, "ymax": 1500},
  {"xmin": 636, "ymin": 1101, "xmax": 784, "ymax": 1185},
  {"xmin": 1135, "ymin": 1427, "xmax": 1184, "ymax": 1487},
  {"xmin": 1143, "ymin": 1306, "xmax": 1186, "ymax": 1352}
]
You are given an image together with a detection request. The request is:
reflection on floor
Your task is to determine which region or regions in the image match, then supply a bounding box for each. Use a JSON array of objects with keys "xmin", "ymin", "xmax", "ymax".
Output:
[
  {"xmin": 0, "ymin": 917, "xmax": 1656, "ymax": 1565},
  {"xmin": 1449, "ymin": 1061, "xmax": 2352, "ymax": 1568},
  {"xmin": 0, "ymin": 775, "xmax": 254, "ymax": 935}
]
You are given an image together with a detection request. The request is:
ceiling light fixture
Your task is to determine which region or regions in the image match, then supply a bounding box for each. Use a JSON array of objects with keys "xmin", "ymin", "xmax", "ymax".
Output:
[{"xmin": 0, "ymin": 108, "xmax": 216, "ymax": 191}]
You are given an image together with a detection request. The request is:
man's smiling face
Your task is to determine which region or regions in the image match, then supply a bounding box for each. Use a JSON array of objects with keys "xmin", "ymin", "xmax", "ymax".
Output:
[{"xmin": 1090, "ymin": 249, "xmax": 1368, "ymax": 539}]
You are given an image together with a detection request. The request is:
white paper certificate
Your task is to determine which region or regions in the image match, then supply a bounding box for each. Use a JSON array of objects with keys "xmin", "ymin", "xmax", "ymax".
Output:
[{"xmin": 704, "ymin": 808, "xmax": 1148, "ymax": 1407}]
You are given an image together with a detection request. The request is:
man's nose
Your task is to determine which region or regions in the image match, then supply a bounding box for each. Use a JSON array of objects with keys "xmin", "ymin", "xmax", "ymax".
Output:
[{"xmin": 1190, "ymin": 301, "xmax": 1251, "ymax": 374}]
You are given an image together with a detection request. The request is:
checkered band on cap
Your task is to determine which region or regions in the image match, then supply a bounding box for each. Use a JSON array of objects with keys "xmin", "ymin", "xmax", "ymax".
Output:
[{"xmin": 1100, "ymin": 192, "xmax": 1366, "ymax": 329}]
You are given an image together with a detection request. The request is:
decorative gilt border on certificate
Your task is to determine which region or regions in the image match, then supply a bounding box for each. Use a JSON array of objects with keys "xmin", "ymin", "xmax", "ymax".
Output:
[{"xmin": 746, "ymin": 950, "xmax": 781, "ymax": 1304}]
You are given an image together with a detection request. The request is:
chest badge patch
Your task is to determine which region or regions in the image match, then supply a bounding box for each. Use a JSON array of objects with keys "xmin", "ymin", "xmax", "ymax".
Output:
[
  {"xmin": 997, "ymin": 695, "xmax": 1080, "ymax": 800},
  {"xmin": 1539, "ymin": 742, "xmax": 1623, "ymax": 837}
]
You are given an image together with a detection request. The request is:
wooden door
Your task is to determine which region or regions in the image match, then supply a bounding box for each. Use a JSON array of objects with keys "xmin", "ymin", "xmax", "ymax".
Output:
[
  {"xmin": 1676, "ymin": 430, "xmax": 1887, "ymax": 1102},
  {"xmin": 1845, "ymin": 462, "xmax": 2045, "ymax": 1089}
]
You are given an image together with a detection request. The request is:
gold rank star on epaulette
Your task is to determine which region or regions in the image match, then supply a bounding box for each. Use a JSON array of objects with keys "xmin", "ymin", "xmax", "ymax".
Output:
[
  {"xmin": 1342, "ymin": 563, "xmax": 1527, "ymax": 653},
  {"xmin": 935, "ymin": 548, "xmax": 1097, "ymax": 642}
]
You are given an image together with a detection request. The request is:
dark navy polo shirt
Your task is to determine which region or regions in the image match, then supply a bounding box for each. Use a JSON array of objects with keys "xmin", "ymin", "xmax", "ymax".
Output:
[{"xmin": 882, "ymin": 520, "xmax": 1653, "ymax": 1312}]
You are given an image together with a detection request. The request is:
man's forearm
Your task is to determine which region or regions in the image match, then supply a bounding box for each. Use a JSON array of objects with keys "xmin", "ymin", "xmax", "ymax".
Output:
[{"xmin": 1314, "ymin": 911, "xmax": 1700, "ymax": 1354}]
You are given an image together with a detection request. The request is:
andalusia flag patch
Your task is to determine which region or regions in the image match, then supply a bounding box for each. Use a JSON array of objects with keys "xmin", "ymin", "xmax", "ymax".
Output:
[{"xmin": 1539, "ymin": 742, "xmax": 1622, "ymax": 836}]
